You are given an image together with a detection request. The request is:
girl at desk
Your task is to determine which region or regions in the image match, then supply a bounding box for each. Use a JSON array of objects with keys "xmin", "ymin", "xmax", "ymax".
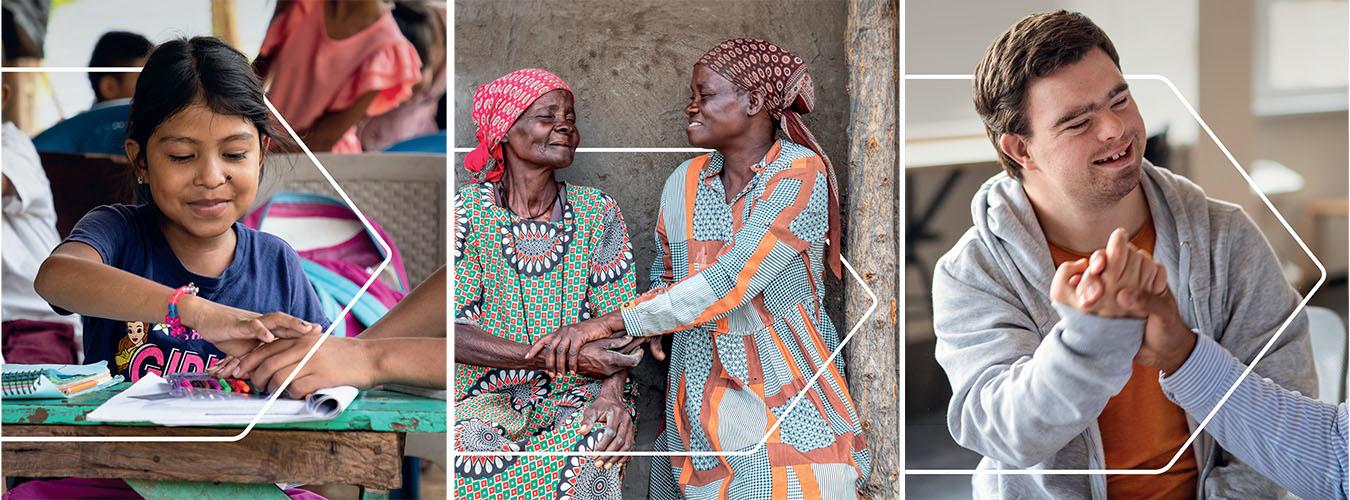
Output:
[
  {"xmin": 33, "ymin": 36, "xmax": 328, "ymax": 384},
  {"xmin": 15, "ymin": 35, "xmax": 330, "ymax": 500}
]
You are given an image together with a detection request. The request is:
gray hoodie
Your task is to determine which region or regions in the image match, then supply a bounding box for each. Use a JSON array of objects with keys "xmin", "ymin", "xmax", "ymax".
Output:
[{"xmin": 932, "ymin": 161, "xmax": 1317, "ymax": 499}]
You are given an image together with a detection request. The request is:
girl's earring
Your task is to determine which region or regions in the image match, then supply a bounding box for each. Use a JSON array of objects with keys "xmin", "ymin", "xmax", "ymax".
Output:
[{"xmin": 136, "ymin": 176, "xmax": 145, "ymax": 184}]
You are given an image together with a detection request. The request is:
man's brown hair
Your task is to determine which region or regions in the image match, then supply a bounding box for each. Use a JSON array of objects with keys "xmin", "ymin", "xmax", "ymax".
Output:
[{"xmin": 973, "ymin": 10, "xmax": 1120, "ymax": 180}]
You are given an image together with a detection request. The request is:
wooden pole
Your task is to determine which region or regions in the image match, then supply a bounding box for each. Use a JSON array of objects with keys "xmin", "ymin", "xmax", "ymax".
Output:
[
  {"xmin": 844, "ymin": 0, "xmax": 900, "ymax": 497},
  {"xmin": 211, "ymin": 0, "xmax": 239, "ymax": 48}
]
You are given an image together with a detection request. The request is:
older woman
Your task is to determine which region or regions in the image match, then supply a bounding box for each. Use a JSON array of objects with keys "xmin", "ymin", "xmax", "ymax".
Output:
[
  {"xmin": 531, "ymin": 40, "xmax": 872, "ymax": 498},
  {"xmin": 453, "ymin": 69, "xmax": 640, "ymax": 500}
]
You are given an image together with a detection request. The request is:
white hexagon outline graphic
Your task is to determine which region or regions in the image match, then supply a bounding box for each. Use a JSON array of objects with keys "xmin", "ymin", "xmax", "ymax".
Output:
[
  {"xmin": 0, "ymin": 66, "xmax": 393, "ymax": 443},
  {"xmin": 902, "ymin": 73, "xmax": 1329, "ymax": 476},
  {"xmin": 447, "ymin": 147, "xmax": 880, "ymax": 460}
]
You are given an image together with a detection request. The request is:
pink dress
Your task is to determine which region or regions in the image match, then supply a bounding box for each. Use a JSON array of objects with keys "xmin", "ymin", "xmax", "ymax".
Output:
[
  {"xmin": 259, "ymin": 0, "xmax": 422, "ymax": 153},
  {"xmin": 358, "ymin": 2, "xmax": 446, "ymax": 151}
]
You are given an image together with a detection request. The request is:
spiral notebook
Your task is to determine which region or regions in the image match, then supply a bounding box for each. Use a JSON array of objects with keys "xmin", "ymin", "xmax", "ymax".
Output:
[{"xmin": 1, "ymin": 362, "xmax": 123, "ymax": 399}]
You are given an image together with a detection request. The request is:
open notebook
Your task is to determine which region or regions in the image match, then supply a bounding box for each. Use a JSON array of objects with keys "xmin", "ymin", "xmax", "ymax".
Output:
[
  {"xmin": 1, "ymin": 362, "xmax": 123, "ymax": 399},
  {"xmin": 86, "ymin": 373, "xmax": 359, "ymax": 426}
]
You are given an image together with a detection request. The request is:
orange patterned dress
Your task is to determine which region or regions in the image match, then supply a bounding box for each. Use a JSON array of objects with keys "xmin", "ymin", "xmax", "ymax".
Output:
[{"xmin": 621, "ymin": 140, "xmax": 871, "ymax": 498}]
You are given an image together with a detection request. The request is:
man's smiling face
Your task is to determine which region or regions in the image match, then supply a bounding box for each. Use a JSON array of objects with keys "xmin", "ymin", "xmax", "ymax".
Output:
[{"xmin": 1004, "ymin": 47, "xmax": 1147, "ymax": 209}]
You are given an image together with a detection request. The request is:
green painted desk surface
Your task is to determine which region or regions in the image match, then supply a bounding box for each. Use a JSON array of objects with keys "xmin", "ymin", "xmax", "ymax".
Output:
[
  {"xmin": 2, "ymin": 384, "xmax": 444, "ymax": 499},
  {"xmin": 2, "ymin": 382, "xmax": 446, "ymax": 433}
]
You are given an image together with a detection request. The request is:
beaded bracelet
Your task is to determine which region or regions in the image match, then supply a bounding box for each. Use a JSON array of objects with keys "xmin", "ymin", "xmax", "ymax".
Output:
[{"xmin": 165, "ymin": 283, "xmax": 199, "ymax": 340}]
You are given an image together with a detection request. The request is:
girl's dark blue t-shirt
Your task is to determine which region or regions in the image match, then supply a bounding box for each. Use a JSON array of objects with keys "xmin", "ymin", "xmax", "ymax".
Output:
[{"xmin": 58, "ymin": 204, "xmax": 329, "ymax": 381}]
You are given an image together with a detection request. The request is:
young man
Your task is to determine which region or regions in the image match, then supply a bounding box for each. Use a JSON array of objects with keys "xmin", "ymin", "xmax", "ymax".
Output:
[
  {"xmin": 932, "ymin": 10, "xmax": 1316, "ymax": 499},
  {"xmin": 32, "ymin": 31, "xmax": 150, "ymax": 155}
]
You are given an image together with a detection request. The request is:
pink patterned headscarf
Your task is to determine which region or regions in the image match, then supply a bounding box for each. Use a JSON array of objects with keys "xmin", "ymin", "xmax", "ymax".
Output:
[{"xmin": 464, "ymin": 69, "xmax": 572, "ymax": 183}]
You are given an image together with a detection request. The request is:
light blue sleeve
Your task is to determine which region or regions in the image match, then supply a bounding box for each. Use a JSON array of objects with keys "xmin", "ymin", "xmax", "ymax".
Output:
[{"xmin": 1161, "ymin": 333, "xmax": 1349, "ymax": 500}]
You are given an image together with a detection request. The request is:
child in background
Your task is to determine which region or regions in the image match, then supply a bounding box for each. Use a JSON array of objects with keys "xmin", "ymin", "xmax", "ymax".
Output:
[
  {"xmin": 254, "ymin": 0, "xmax": 422, "ymax": 153},
  {"xmin": 34, "ymin": 36, "xmax": 327, "ymax": 384},
  {"xmin": 86, "ymin": 31, "xmax": 152, "ymax": 106},
  {"xmin": 1, "ymin": 66, "xmax": 81, "ymax": 365},
  {"xmin": 33, "ymin": 31, "xmax": 152, "ymax": 155},
  {"xmin": 357, "ymin": 0, "xmax": 446, "ymax": 151}
]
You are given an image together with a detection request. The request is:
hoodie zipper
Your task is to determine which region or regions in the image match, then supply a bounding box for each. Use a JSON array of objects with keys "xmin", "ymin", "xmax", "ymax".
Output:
[{"xmin": 1086, "ymin": 423, "xmax": 1108, "ymax": 499}]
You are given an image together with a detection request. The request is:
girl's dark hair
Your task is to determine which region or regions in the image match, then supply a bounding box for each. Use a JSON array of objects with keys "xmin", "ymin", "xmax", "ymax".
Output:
[{"xmin": 125, "ymin": 36, "xmax": 293, "ymax": 203}]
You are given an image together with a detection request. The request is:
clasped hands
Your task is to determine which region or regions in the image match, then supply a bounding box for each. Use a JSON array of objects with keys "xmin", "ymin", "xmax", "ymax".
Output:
[
  {"xmin": 524, "ymin": 312, "xmax": 665, "ymax": 378},
  {"xmin": 523, "ymin": 313, "xmax": 667, "ymax": 468},
  {"xmin": 1050, "ymin": 227, "xmax": 1197, "ymax": 374}
]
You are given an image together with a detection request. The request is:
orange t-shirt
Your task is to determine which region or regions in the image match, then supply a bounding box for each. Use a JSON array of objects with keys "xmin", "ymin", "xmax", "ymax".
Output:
[{"xmin": 1047, "ymin": 221, "xmax": 1198, "ymax": 500}]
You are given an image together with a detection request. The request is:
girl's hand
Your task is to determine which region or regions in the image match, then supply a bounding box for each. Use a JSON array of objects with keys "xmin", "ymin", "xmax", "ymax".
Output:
[
  {"xmin": 209, "ymin": 339, "xmax": 264, "ymax": 359},
  {"xmin": 181, "ymin": 296, "xmax": 322, "ymax": 353},
  {"xmin": 578, "ymin": 391, "xmax": 635, "ymax": 469},
  {"xmin": 526, "ymin": 319, "xmax": 619, "ymax": 375}
]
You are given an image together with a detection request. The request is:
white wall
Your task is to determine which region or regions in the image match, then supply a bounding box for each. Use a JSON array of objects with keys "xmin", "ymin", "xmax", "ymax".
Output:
[
  {"xmin": 32, "ymin": 0, "xmax": 276, "ymax": 132},
  {"xmin": 906, "ymin": 0, "xmax": 1200, "ymax": 144}
]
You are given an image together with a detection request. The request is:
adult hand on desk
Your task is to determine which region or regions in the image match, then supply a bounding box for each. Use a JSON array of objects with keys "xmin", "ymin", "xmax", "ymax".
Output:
[
  {"xmin": 212, "ymin": 334, "xmax": 374, "ymax": 398},
  {"xmin": 180, "ymin": 295, "xmax": 322, "ymax": 356}
]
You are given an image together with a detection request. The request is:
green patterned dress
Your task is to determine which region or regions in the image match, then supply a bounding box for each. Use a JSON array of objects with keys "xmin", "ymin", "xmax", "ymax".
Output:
[{"xmin": 453, "ymin": 181, "xmax": 637, "ymax": 499}]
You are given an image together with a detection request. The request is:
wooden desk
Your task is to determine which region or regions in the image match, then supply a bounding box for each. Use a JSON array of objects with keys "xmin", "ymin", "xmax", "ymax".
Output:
[
  {"xmin": 1300, "ymin": 197, "xmax": 1350, "ymax": 285},
  {"xmin": 37, "ymin": 152, "xmax": 136, "ymax": 239},
  {"xmin": 2, "ymin": 384, "xmax": 446, "ymax": 499}
]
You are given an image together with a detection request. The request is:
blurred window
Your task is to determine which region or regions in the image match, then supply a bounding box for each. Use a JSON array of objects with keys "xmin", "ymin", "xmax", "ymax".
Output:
[{"xmin": 1254, "ymin": 0, "xmax": 1349, "ymax": 115}]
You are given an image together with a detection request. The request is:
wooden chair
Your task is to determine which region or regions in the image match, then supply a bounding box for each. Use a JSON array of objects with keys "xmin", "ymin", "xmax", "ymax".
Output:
[
  {"xmin": 258, "ymin": 152, "xmax": 446, "ymax": 286},
  {"xmin": 37, "ymin": 152, "xmax": 136, "ymax": 238}
]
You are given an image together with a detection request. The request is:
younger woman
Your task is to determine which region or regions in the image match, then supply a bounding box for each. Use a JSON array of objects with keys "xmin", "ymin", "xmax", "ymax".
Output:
[
  {"xmin": 35, "ymin": 36, "xmax": 326, "ymax": 383},
  {"xmin": 530, "ymin": 39, "xmax": 872, "ymax": 498}
]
